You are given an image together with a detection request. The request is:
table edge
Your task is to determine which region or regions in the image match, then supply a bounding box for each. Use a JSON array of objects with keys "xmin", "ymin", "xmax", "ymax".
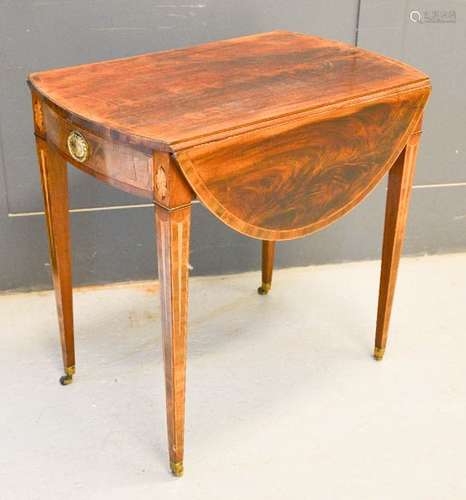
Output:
[{"xmin": 28, "ymin": 77, "xmax": 431, "ymax": 155}]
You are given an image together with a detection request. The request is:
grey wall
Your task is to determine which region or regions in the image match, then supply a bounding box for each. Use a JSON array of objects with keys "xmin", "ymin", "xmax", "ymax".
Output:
[{"xmin": 0, "ymin": 0, "xmax": 464, "ymax": 291}]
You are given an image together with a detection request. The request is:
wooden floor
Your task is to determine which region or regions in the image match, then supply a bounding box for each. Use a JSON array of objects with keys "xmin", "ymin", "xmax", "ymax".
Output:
[{"xmin": 1, "ymin": 253, "xmax": 465, "ymax": 499}]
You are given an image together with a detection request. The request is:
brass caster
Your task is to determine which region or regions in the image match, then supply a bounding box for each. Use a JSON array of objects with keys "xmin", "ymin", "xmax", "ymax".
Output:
[
  {"xmin": 59, "ymin": 366, "xmax": 75, "ymax": 385},
  {"xmin": 170, "ymin": 461, "xmax": 184, "ymax": 477},
  {"xmin": 257, "ymin": 283, "xmax": 271, "ymax": 295},
  {"xmin": 59, "ymin": 374, "xmax": 73, "ymax": 385},
  {"xmin": 373, "ymin": 347, "xmax": 385, "ymax": 361}
]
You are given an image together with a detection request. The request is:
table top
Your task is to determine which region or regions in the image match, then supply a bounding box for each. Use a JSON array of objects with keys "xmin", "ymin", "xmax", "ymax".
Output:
[{"xmin": 28, "ymin": 31, "xmax": 429, "ymax": 152}]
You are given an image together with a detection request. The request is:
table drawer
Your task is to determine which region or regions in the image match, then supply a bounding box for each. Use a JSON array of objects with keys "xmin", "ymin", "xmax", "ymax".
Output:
[{"xmin": 42, "ymin": 101, "xmax": 153, "ymax": 198}]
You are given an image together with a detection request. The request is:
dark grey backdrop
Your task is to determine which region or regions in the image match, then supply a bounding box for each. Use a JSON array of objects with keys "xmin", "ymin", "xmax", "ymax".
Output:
[{"xmin": 0, "ymin": 0, "xmax": 465, "ymax": 291}]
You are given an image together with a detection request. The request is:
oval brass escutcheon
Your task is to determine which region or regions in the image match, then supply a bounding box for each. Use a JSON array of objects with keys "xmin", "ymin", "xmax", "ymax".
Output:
[{"xmin": 67, "ymin": 130, "xmax": 90, "ymax": 163}]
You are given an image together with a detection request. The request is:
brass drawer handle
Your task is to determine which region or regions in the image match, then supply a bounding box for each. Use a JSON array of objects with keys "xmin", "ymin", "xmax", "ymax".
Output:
[{"xmin": 67, "ymin": 130, "xmax": 90, "ymax": 162}]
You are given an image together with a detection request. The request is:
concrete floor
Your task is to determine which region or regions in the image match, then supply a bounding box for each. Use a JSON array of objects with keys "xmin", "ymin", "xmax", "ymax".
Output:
[{"xmin": 1, "ymin": 253, "xmax": 465, "ymax": 500}]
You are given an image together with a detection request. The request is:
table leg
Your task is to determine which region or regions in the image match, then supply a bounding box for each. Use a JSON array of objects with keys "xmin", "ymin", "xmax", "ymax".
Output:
[
  {"xmin": 155, "ymin": 204, "xmax": 191, "ymax": 477},
  {"xmin": 258, "ymin": 240, "xmax": 275, "ymax": 295},
  {"xmin": 36, "ymin": 139, "xmax": 75, "ymax": 385},
  {"xmin": 374, "ymin": 128, "xmax": 421, "ymax": 361}
]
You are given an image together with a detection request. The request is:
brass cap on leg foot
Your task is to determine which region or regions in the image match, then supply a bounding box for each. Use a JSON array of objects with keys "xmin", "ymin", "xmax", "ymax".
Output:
[
  {"xmin": 170, "ymin": 461, "xmax": 184, "ymax": 477},
  {"xmin": 373, "ymin": 347, "xmax": 385, "ymax": 361},
  {"xmin": 59, "ymin": 365, "xmax": 75, "ymax": 385},
  {"xmin": 257, "ymin": 283, "xmax": 271, "ymax": 295}
]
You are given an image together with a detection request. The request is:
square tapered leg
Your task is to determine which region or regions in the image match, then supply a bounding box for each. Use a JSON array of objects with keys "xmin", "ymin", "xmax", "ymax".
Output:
[
  {"xmin": 258, "ymin": 240, "xmax": 275, "ymax": 295},
  {"xmin": 155, "ymin": 204, "xmax": 191, "ymax": 476},
  {"xmin": 36, "ymin": 138, "xmax": 75, "ymax": 384},
  {"xmin": 374, "ymin": 119, "xmax": 423, "ymax": 360}
]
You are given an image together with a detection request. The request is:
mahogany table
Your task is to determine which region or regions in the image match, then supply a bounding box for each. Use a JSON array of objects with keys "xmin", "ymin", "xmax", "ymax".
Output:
[{"xmin": 27, "ymin": 31, "xmax": 431, "ymax": 476}]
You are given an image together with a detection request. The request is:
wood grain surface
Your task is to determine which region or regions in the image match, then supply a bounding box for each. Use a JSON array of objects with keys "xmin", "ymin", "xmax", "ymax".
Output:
[
  {"xmin": 176, "ymin": 87, "xmax": 429, "ymax": 240},
  {"xmin": 29, "ymin": 31, "xmax": 431, "ymax": 236},
  {"xmin": 28, "ymin": 31, "xmax": 429, "ymax": 150}
]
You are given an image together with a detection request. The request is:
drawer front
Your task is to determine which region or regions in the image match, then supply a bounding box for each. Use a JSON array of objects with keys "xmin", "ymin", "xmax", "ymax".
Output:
[{"xmin": 42, "ymin": 102, "xmax": 153, "ymax": 198}]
